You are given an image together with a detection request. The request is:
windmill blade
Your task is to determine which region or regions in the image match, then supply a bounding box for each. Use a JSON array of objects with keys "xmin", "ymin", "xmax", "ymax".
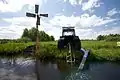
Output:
[
  {"xmin": 26, "ymin": 12, "xmax": 36, "ymax": 17},
  {"xmin": 40, "ymin": 14, "xmax": 48, "ymax": 17},
  {"xmin": 35, "ymin": 4, "xmax": 39, "ymax": 13}
]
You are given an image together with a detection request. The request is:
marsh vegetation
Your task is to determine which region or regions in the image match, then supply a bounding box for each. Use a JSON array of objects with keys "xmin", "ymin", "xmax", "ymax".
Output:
[{"xmin": 0, "ymin": 41, "xmax": 120, "ymax": 61}]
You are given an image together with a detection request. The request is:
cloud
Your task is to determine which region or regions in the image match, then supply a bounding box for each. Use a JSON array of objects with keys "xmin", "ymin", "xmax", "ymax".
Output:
[
  {"xmin": 0, "ymin": 4, "xmax": 37, "ymax": 19},
  {"xmin": 4, "ymin": 16, "xmax": 46, "ymax": 30},
  {"xmin": 45, "ymin": 27, "xmax": 61, "ymax": 40},
  {"xmin": 75, "ymin": 28, "xmax": 93, "ymax": 39},
  {"xmin": 0, "ymin": 18, "xmax": 11, "ymax": 26},
  {"xmin": 0, "ymin": 0, "xmax": 8, "ymax": 4},
  {"xmin": 0, "ymin": 26, "xmax": 22, "ymax": 39},
  {"xmin": 49, "ymin": 15, "xmax": 79, "ymax": 27},
  {"xmin": 76, "ymin": 14, "xmax": 118, "ymax": 28},
  {"xmin": 39, "ymin": 21, "xmax": 62, "ymax": 40},
  {"xmin": 0, "ymin": 24, "xmax": 44, "ymax": 39},
  {"xmin": 4, "ymin": 17, "xmax": 36, "ymax": 26},
  {"xmin": 0, "ymin": 0, "xmax": 41, "ymax": 12},
  {"xmin": 50, "ymin": 13, "xmax": 118, "ymax": 29},
  {"xmin": 1, "ymin": 15, "xmax": 119, "ymax": 40},
  {"xmin": 64, "ymin": 0, "xmax": 83, "ymax": 5},
  {"xmin": 82, "ymin": 0, "xmax": 103, "ymax": 11},
  {"xmin": 107, "ymin": 8, "xmax": 120, "ymax": 17},
  {"xmin": 0, "ymin": 0, "xmax": 120, "ymax": 40},
  {"xmin": 0, "ymin": 16, "xmax": 45, "ymax": 39},
  {"xmin": 0, "ymin": 19, "xmax": 59, "ymax": 39},
  {"xmin": 75, "ymin": 27, "xmax": 120, "ymax": 40},
  {"xmin": 0, "ymin": 33, "xmax": 19, "ymax": 39},
  {"xmin": 97, "ymin": 27, "xmax": 120, "ymax": 35}
]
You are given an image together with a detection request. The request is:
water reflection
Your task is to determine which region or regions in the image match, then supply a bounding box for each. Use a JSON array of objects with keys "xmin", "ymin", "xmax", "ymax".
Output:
[
  {"xmin": 36, "ymin": 60, "xmax": 61, "ymax": 80},
  {"xmin": 0, "ymin": 58, "xmax": 120, "ymax": 80},
  {"xmin": 0, "ymin": 58, "xmax": 36, "ymax": 80},
  {"xmin": 35, "ymin": 59, "xmax": 90, "ymax": 80},
  {"xmin": 87, "ymin": 62, "xmax": 120, "ymax": 80},
  {"xmin": 36, "ymin": 60, "xmax": 120, "ymax": 80}
]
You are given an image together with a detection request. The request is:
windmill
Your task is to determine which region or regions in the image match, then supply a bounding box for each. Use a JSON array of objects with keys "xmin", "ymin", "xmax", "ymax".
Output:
[{"xmin": 26, "ymin": 4, "xmax": 48, "ymax": 54}]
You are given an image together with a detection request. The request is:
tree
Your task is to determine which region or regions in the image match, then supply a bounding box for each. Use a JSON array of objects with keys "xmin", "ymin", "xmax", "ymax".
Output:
[
  {"xmin": 28, "ymin": 27, "xmax": 37, "ymax": 41},
  {"xmin": 22, "ymin": 28, "xmax": 29, "ymax": 38},
  {"xmin": 97, "ymin": 34, "xmax": 120, "ymax": 41},
  {"xmin": 97, "ymin": 35, "xmax": 105, "ymax": 40},
  {"xmin": 50, "ymin": 36, "xmax": 55, "ymax": 41},
  {"xmin": 21, "ymin": 27, "xmax": 55, "ymax": 41}
]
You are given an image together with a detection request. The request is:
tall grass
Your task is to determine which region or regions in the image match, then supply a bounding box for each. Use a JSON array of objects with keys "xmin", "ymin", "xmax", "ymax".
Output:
[
  {"xmin": 81, "ymin": 41, "xmax": 120, "ymax": 61},
  {"xmin": 0, "ymin": 42, "xmax": 34, "ymax": 55},
  {"xmin": 0, "ymin": 41, "xmax": 120, "ymax": 61},
  {"xmin": 38, "ymin": 41, "xmax": 120, "ymax": 61}
]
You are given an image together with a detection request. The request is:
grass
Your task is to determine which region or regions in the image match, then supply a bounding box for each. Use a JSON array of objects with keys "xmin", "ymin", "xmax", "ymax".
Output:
[
  {"xmin": 0, "ymin": 41, "xmax": 120, "ymax": 61},
  {"xmin": 0, "ymin": 42, "xmax": 34, "ymax": 56},
  {"xmin": 81, "ymin": 41, "xmax": 120, "ymax": 61},
  {"xmin": 36, "ymin": 41, "xmax": 82, "ymax": 60},
  {"xmin": 38, "ymin": 41, "xmax": 120, "ymax": 61}
]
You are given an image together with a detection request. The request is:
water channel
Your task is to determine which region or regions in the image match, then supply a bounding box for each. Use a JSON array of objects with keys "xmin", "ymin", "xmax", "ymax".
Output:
[{"xmin": 0, "ymin": 57, "xmax": 120, "ymax": 80}]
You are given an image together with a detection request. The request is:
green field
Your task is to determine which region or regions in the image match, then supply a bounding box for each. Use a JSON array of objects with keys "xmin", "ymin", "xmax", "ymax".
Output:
[
  {"xmin": 81, "ymin": 41, "xmax": 120, "ymax": 61},
  {"xmin": 0, "ymin": 41, "xmax": 120, "ymax": 61}
]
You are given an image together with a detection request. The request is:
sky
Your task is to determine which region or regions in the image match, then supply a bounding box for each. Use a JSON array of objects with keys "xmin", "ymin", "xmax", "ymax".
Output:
[{"xmin": 0, "ymin": 0, "xmax": 120, "ymax": 40}]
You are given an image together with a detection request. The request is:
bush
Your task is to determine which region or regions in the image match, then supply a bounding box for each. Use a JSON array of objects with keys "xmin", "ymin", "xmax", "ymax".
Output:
[{"xmin": 97, "ymin": 34, "xmax": 120, "ymax": 41}]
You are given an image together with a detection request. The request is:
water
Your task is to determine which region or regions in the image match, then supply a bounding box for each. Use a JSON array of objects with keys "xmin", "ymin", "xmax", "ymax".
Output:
[
  {"xmin": 0, "ymin": 58, "xmax": 120, "ymax": 80},
  {"xmin": 0, "ymin": 58, "xmax": 36, "ymax": 80}
]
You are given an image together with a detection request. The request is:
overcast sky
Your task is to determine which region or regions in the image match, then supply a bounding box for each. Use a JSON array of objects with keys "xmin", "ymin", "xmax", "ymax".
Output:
[{"xmin": 0, "ymin": 0, "xmax": 120, "ymax": 40}]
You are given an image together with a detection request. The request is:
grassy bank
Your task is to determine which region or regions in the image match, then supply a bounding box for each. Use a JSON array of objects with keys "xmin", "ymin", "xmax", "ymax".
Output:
[
  {"xmin": 81, "ymin": 41, "xmax": 120, "ymax": 61},
  {"xmin": 38, "ymin": 41, "xmax": 120, "ymax": 61},
  {"xmin": 0, "ymin": 41, "xmax": 120, "ymax": 61},
  {"xmin": 0, "ymin": 42, "xmax": 34, "ymax": 56}
]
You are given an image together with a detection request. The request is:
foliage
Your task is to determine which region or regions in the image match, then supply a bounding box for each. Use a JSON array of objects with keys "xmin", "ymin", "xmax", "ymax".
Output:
[
  {"xmin": 0, "ymin": 39, "xmax": 9, "ymax": 44},
  {"xmin": 0, "ymin": 38, "xmax": 32, "ymax": 43},
  {"xmin": 0, "ymin": 42, "xmax": 33, "ymax": 55},
  {"xmin": 97, "ymin": 34, "xmax": 120, "ymax": 41},
  {"xmin": 21, "ymin": 28, "xmax": 29, "ymax": 38},
  {"xmin": 0, "ymin": 41, "xmax": 120, "ymax": 61},
  {"xmin": 81, "ymin": 41, "xmax": 120, "ymax": 61},
  {"xmin": 22, "ymin": 27, "xmax": 55, "ymax": 41},
  {"xmin": 50, "ymin": 36, "xmax": 55, "ymax": 41},
  {"xmin": 97, "ymin": 35, "xmax": 105, "ymax": 41},
  {"xmin": 16, "ymin": 37, "xmax": 32, "ymax": 43}
]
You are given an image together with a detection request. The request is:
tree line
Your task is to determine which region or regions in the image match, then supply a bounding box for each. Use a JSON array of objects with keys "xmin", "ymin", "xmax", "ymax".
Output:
[
  {"xmin": 21, "ymin": 27, "xmax": 55, "ymax": 41},
  {"xmin": 0, "ymin": 27, "xmax": 55, "ymax": 44},
  {"xmin": 97, "ymin": 34, "xmax": 120, "ymax": 41}
]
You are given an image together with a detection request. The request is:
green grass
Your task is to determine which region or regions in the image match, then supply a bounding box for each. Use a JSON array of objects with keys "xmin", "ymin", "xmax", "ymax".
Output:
[
  {"xmin": 0, "ymin": 41, "xmax": 120, "ymax": 61},
  {"xmin": 81, "ymin": 41, "xmax": 120, "ymax": 61},
  {"xmin": 0, "ymin": 42, "xmax": 34, "ymax": 55},
  {"xmin": 81, "ymin": 41, "xmax": 118, "ymax": 49},
  {"xmin": 38, "ymin": 41, "xmax": 120, "ymax": 61},
  {"xmin": 37, "ymin": 41, "xmax": 82, "ymax": 59}
]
